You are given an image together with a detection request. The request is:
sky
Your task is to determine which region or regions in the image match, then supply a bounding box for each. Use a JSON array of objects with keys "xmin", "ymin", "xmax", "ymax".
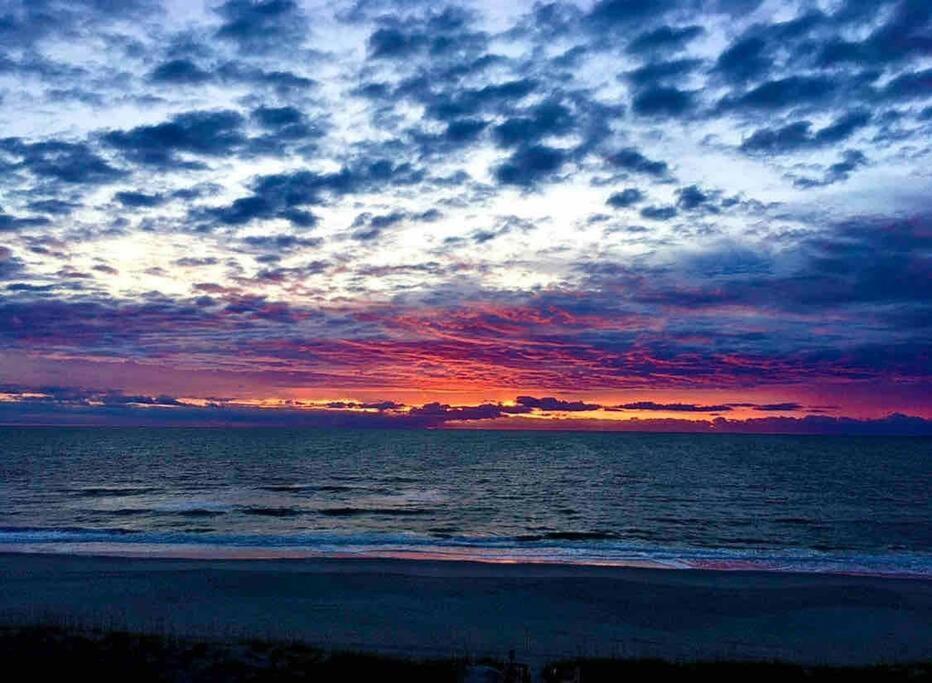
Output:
[{"xmin": 0, "ymin": 0, "xmax": 929, "ymax": 433}]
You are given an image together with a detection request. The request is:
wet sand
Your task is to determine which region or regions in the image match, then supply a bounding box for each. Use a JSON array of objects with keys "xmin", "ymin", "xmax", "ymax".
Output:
[{"xmin": 1, "ymin": 553, "xmax": 929, "ymax": 665}]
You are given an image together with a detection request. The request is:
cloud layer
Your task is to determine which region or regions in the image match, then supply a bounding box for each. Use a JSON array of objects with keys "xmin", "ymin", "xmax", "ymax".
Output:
[{"xmin": 0, "ymin": 0, "xmax": 929, "ymax": 430}]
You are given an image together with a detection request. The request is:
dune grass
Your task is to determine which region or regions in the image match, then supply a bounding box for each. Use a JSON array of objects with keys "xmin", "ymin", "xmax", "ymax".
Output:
[
  {"xmin": 541, "ymin": 658, "xmax": 932, "ymax": 682},
  {"xmin": 1, "ymin": 625, "xmax": 928, "ymax": 682}
]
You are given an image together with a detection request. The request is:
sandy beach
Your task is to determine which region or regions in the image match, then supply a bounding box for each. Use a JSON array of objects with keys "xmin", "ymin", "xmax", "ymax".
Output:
[{"xmin": 1, "ymin": 553, "xmax": 929, "ymax": 666}]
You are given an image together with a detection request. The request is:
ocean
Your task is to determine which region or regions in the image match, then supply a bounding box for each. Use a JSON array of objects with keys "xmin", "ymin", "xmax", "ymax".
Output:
[{"xmin": 1, "ymin": 427, "xmax": 929, "ymax": 577}]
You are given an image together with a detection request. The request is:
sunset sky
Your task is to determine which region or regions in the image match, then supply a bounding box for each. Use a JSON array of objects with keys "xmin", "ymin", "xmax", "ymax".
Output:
[{"xmin": 0, "ymin": 0, "xmax": 929, "ymax": 432}]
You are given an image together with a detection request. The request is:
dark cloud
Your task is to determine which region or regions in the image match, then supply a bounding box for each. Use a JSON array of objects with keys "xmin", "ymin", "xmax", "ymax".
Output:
[
  {"xmin": 606, "ymin": 188, "xmax": 644, "ymax": 208},
  {"xmin": 408, "ymin": 401, "xmax": 508, "ymax": 422},
  {"xmin": 202, "ymin": 157, "xmax": 424, "ymax": 228},
  {"xmin": 249, "ymin": 106, "xmax": 323, "ymax": 152},
  {"xmin": 711, "ymin": 413, "xmax": 932, "ymax": 436},
  {"xmin": 740, "ymin": 110, "xmax": 871, "ymax": 154},
  {"xmin": 0, "ymin": 246, "xmax": 27, "ymax": 279},
  {"xmin": 216, "ymin": 62, "xmax": 317, "ymax": 93},
  {"xmin": 442, "ymin": 118, "xmax": 487, "ymax": 143},
  {"xmin": 103, "ymin": 110, "xmax": 246, "ymax": 167},
  {"xmin": 149, "ymin": 59, "xmax": 212, "ymax": 84},
  {"xmin": 26, "ymin": 199, "xmax": 79, "ymax": 215},
  {"xmin": 819, "ymin": 0, "xmax": 932, "ymax": 67},
  {"xmin": 515, "ymin": 396, "xmax": 599, "ymax": 411},
  {"xmin": 586, "ymin": 0, "xmax": 678, "ymax": 31},
  {"xmin": 494, "ymin": 145, "xmax": 567, "ymax": 187},
  {"xmin": 606, "ymin": 148, "xmax": 668, "ymax": 176},
  {"xmin": 367, "ymin": 8, "xmax": 485, "ymax": 60},
  {"xmin": 675, "ymin": 185, "xmax": 708, "ymax": 210},
  {"xmin": 420, "ymin": 79, "xmax": 538, "ymax": 122},
  {"xmin": 714, "ymin": 36, "xmax": 768, "ymax": 83},
  {"xmin": 713, "ymin": 10, "xmax": 827, "ymax": 83},
  {"xmin": 613, "ymin": 401, "xmax": 734, "ymax": 412},
  {"xmin": 625, "ymin": 59, "xmax": 703, "ymax": 88},
  {"xmin": 880, "ymin": 68, "xmax": 932, "ymax": 101},
  {"xmin": 754, "ymin": 402, "xmax": 803, "ymax": 411},
  {"xmin": 723, "ymin": 76, "xmax": 837, "ymax": 111},
  {"xmin": 0, "ymin": 388, "xmax": 927, "ymax": 434},
  {"xmin": 627, "ymin": 25, "xmax": 704, "ymax": 55},
  {"xmin": 586, "ymin": 214, "xmax": 930, "ymax": 316},
  {"xmin": 114, "ymin": 191, "xmax": 164, "ymax": 208},
  {"xmin": 0, "ymin": 0, "xmax": 159, "ymax": 48},
  {"xmin": 368, "ymin": 26, "xmax": 427, "ymax": 59},
  {"xmin": 241, "ymin": 234, "xmax": 321, "ymax": 252},
  {"xmin": 492, "ymin": 100, "xmax": 573, "ymax": 148},
  {"xmin": 632, "ymin": 86, "xmax": 695, "ymax": 117},
  {"xmin": 326, "ymin": 400, "xmax": 404, "ymax": 411},
  {"xmin": 351, "ymin": 211, "xmax": 407, "ymax": 241},
  {"xmin": 640, "ymin": 205, "xmax": 677, "ymax": 220},
  {"xmin": 215, "ymin": 0, "xmax": 308, "ymax": 53},
  {"xmin": 794, "ymin": 149, "xmax": 867, "ymax": 188},
  {"xmin": 0, "ymin": 137, "xmax": 124, "ymax": 185},
  {"xmin": 0, "ymin": 212, "xmax": 51, "ymax": 231}
]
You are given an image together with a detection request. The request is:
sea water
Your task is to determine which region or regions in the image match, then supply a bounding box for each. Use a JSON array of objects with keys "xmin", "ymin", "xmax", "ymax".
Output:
[{"xmin": 1, "ymin": 428, "xmax": 929, "ymax": 576}]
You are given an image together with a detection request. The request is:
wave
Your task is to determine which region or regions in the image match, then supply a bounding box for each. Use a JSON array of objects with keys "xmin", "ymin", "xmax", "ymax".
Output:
[
  {"xmin": 518, "ymin": 531, "xmax": 620, "ymax": 541},
  {"xmin": 177, "ymin": 509, "xmax": 228, "ymax": 518},
  {"xmin": 0, "ymin": 526, "xmax": 928, "ymax": 578},
  {"xmin": 68, "ymin": 487, "xmax": 163, "ymax": 498},
  {"xmin": 258, "ymin": 485, "xmax": 317, "ymax": 493},
  {"xmin": 241, "ymin": 507, "xmax": 304, "ymax": 518},
  {"xmin": 257, "ymin": 484, "xmax": 387, "ymax": 494},
  {"xmin": 318, "ymin": 507, "xmax": 433, "ymax": 517}
]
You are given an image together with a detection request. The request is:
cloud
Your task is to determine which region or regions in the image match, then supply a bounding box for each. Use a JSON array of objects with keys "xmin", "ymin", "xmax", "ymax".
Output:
[
  {"xmin": 492, "ymin": 100, "xmax": 573, "ymax": 148},
  {"xmin": 627, "ymin": 25, "xmax": 704, "ymax": 55},
  {"xmin": 494, "ymin": 145, "xmax": 568, "ymax": 187},
  {"xmin": 114, "ymin": 191, "xmax": 164, "ymax": 208},
  {"xmin": 880, "ymin": 68, "xmax": 932, "ymax": 101},
  {"xmin": 103, "ymin": 110, "xmax": 247, "ymax": 167},
  {"xmin": 214, "ymin": 0, "xmax": 308, "ymax": 53},
  {"xmin": 632, "ymin": 86, "xmax": 695, "ymax": 117},
  {"xmin": 240, "ymin": 234, "xmax": 321, "ymax": 252},
  {"xmin": 793, "ymin": 149, "xmax": 867, "ymax": 188},
  {"xmin": 625, "ymin": 59, "xmax": 703, "ymax": 88},
  {"xmin": 515, "ymin": 395, "xmax": 599, "ymax": 411},
  {"xmin": 586, "ymin": 0, "xmax": 678, "ymax": 31},
  {"xmin": 606, "ymin": 188, "xmax": 644, "ymax": 208},
  {"xmin": 640, "ymin": 205, "xmax": 677, "ymax": 220},
  {"xmin": 714, "ymin": 36, "xmax": 769, "ymax": 83},
  {"xmin": 366, "ymin": 7, "xmax": 485, "ymax": 60},
  {"xmin": 675, "ymin": 185, "xmax": 709, "ymax": 210},
  {"xmin": 0, "ymin": 385, "xmax": 928, "ymax": 435},
  {"xmin": 0, "ymin": 138, "xmax": 124, "ymax": 185},
  {"xmin": 216, "ymin": 62, "xmax": 317, "ymax": 93},
  {"xmin": 606, "ymin": 148, "xmax": 668, "ymax": 176},
  {"xmin": 613, "ymin": 401, "xmax": 734, "ymax": 412},
  {"xmin": 723, "ymin": 76, "xmax": 837, "ymax": 111},
  {"xmin": 818, "ymin": 0, "xmax": 932, "ymax": 67},
  {"xmin": 0, "ymin": 246, "xmax": 27, "ymax": 279},
  {"xmin": 753, "ymin": 402, "xmax": 803, "ymax": 411},
  {"xmin": 0, "ymin": 212, "xmax": 51, "ymax": 231},
  {"xmin": 199, "ymin": 157, "xmax": 423, "ymax": 228},
  {"xmin": 0, "ymin": 0, "xmax": 159, "ymax": 48},
  {"xmin": 149, "ymin": 59, "xmax": 212, "ymax": 84},
  {"xmin": 351, "ymin": 211, "xmax": 407, "ymax": 241},
  {"xmin": 740, "ymin": 110, "xmax": 871, "ymax": 154}
]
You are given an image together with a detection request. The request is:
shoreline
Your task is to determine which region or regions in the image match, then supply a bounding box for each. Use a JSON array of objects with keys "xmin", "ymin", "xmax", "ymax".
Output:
[
  {"xmin": 0, "ymin": 544, "xmax": 930, "ymax": 580},
  {"xmin": 2, "ymin": 552, "xmax": 930, "ymax": 666}
]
